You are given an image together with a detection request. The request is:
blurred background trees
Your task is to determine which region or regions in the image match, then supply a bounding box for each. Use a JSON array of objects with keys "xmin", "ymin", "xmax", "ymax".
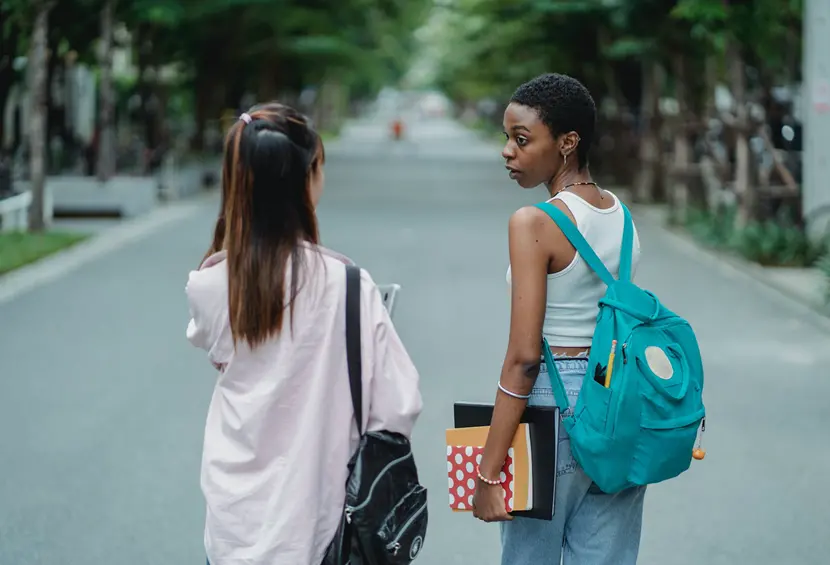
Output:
[
  {"xmin": 1, "ymin": 0, "xmax": 825, "ymax": 272},
  {"xmin": 0, "ymin": 0, "xmax": 430, "ymax": 229},
  {"xmin": 0, "ymin": 0, "xmax": 430, "ymax": 175},
  {"xmin": 416, "ymin": 0, "xmax": 817, "ymax": 268}
]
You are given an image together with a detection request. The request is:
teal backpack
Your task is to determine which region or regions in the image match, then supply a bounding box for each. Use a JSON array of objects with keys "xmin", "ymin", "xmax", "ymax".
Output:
[{"xmin": 536, "ymin": 200, "xmax": 705, "ymax": 494}]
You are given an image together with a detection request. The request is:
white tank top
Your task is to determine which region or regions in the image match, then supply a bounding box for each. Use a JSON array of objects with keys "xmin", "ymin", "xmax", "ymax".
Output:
[{"xmin": 506, "ymin": 190, "xmax": 641, "ymax": 347}]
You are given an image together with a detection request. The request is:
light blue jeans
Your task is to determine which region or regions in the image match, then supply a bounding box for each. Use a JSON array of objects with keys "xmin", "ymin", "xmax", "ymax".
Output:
[{"xmin": 500, "ymin": 357, "xmax": 646, "ymax": 565}]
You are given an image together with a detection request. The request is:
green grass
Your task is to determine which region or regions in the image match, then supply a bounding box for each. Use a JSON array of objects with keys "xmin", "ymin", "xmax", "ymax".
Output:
[
  {"xmin": 682, "ymin": 206, "xmax": 827, "ymax": 268},
  {"xmin": 319, "ymin": 129, "xmax": 341, "ymax": 142},
  {"xmin": 0, "ymin": 231, "xmax": 90, "ymax": 275}
]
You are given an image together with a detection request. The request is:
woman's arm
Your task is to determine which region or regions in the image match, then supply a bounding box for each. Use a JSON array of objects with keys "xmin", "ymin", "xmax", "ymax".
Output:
[{"xmin": 473, "ymin": 207, "xmax": 549, "ymax": 522}]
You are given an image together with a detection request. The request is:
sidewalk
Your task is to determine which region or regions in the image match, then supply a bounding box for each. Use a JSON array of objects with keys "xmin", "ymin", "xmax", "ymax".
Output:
[
  {"xmin": 0, "ymin": 157, "xmax": 221, "ymax": 301},
  {"xmin": 633, "ymin": 202, "xmax": 829, "ymax": 319},
  {"xmin": 0, "ymin": 192, "xmax": 213, "ymax": 305}
]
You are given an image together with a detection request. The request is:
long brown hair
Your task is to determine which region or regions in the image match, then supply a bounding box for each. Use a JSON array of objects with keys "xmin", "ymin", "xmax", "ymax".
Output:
[{"xmin": 206, "ymin": 102, "xmax": 324, "ymax": 349}]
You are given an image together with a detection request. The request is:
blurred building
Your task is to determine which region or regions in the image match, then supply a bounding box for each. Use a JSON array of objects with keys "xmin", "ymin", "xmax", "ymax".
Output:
[{"xmin": 803, "ymin": 0, "xmax": 830, "ymax": 239}]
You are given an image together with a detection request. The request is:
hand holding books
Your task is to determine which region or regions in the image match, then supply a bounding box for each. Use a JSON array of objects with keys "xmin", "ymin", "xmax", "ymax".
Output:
[
  {"xmin": 446, "ymin": 403, "xmax": 559, "ymax": 522},
  {"xmin": 471, "ymin": 471, "xmax": 514, "ymax": 523}
]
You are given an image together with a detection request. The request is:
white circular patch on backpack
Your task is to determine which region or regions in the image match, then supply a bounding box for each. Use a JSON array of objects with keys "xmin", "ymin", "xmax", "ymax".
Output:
[
  {"xmin": 410, "ymin": 535, "xmax": 424, "ymax": 559},
  {"xmin": 645, "ymin": 346, "xmax": 674, "ymax": 379}
]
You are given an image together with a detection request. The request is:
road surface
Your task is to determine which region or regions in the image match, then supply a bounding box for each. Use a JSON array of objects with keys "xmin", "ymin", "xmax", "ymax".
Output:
[{"xmin": 2, "ymin": 114, "xmax": 829, "ymax": 565}]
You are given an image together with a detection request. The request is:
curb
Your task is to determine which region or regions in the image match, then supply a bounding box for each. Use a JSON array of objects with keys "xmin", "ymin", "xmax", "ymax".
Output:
[
  {"xmin": 0, "ymin": 194, "xmax": 210, "ymax": 305},
  {"xmin": 632, "ymin": 204, "xmax": 830, "ymax": 332}
]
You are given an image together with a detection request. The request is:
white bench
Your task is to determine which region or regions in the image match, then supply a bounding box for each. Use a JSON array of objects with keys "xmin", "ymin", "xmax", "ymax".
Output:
[{"xmin": 0, "ymin": 191, "xmax": 32, "ymax": 232}]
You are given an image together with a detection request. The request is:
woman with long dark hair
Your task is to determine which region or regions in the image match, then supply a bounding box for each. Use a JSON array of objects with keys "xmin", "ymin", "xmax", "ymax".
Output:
[{"xmin": 186, "ymin": 102, "xmax": 423, "ymax": 565}]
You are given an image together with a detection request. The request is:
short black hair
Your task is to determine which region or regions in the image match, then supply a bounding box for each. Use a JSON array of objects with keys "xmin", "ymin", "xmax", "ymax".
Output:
[{"xmin": 510, "ymin": 73, "xmax": 596, "ymax": 169}]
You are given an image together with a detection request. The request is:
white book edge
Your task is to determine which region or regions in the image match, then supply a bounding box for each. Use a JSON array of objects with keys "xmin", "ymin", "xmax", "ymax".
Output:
[
  {"xmin": 525, "ymin": 423, "xmax": 533, "ymax": 510},
  {"xmin": 377, "ymin": 283, "xmax": 400, "ymax": 317},
  {"xmin": 552, "ymin": 408, "xmax": 560, "ymax": 515}
]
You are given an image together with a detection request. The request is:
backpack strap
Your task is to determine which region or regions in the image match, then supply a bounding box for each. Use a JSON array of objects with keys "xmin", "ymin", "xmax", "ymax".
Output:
[
  {"xmin": 541, "ymin": 337, "xmax": 571, "ymax": 412},
  {"xmin": 534, "ymin": 201, "xmax": 615, "ymax": 287},
  {"xmin": 618, "ymin": 203, "xmax": 634, "ymax": 283},
  {"xmin": 345, "ymin": 264, "xmax": 363, "ymax": 435}
]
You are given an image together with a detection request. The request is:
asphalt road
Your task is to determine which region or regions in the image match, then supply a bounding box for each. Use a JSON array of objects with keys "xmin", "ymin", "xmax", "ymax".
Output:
[{"xmin": 2, "ymin": 115, "xmax": 829, "ymax": 565}]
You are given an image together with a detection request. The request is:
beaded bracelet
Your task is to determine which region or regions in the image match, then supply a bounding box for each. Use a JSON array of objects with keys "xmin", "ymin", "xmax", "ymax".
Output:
[{"xmin": 477, "ymin": 466, "xmax": 504, "ymax": 486}]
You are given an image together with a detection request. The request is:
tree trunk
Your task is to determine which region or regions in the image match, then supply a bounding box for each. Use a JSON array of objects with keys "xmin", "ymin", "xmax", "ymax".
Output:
[
  {"xmin": 635, "ymin": 59, "xmax": 664, "ymax": 203},
  {"xmin": 728, "ymin": 42, "xmax": 753, "ymax": 229},
  {"xmin": 0, "ymin": 71, "xmax": 13, "ymax": 155},
  {"xmin": 192, "ymin": 68, "xmax": 219, "ymax": 152},
  {"xmin": 700, "ymin": 55, "xmax": 725, "ymax": 214},
  {"xmin": 669, "ymin": 54, "xmax": 690, "ymax": 225},
  {"xmin": 96, "ymin": 0, "xmax": 116, "ymax": 181},
  {"xmin": 44, "ymin": 30, "xmax": 61, "ymax": 173},
  {"xmin": 0, "ymin": 20, "xmax": 20, "ymax": 153},
  {"xmin": 136, "ymin": 24, "xmax": 152, "ymax": 160},
  {"xmin": 257, "ymin": 56, "xmax": 279, "ymax": 101},
  {"xmin": 28, "ymin": 1, "xmax": 53, "ymax": 232},
  {"xmin": 192, "ymin": 83, "xmax": 208, "ymax": 152}
]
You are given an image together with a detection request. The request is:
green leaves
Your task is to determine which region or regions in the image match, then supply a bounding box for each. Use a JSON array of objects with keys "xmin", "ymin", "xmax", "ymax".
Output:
[
  {"xmin": 604, "ymin": 37, "xmax": 655, "ymax": 59},
  {"xmin": 685, "ymin": 205, "xmax": 826, "ymax": 268},
  {"xmin": 671, "ymin": 0, "xmax": 727, "ymax": 23},
  {"xmin": 670, "ymin": 0, "xmax": 802, "ymax": 64},
  {"xmin": 430, "ymin": 0, "xmax": 803, "ymax": 107},
  {"xmin": 127, "ymin": 0, "xmax": 187, "ymax": 25},
  {"xmin": 4, "ymin": 0, "xmax": 429, "ymax": 101},
  {"xmin": 531, "ymin": 0, "xmax": 606, "ymax": 14}
]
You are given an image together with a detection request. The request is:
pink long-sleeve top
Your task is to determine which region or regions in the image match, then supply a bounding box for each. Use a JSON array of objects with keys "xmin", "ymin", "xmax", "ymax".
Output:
[{"xmin": 185, "ymin": 243, "xmax": 423, "ymax": 565}]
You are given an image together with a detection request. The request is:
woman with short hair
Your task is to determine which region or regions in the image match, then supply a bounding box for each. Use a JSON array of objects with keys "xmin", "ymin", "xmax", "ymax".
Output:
[{"xmin": 472, "ymin": 74, "xmax": 645, "ymax": 565}]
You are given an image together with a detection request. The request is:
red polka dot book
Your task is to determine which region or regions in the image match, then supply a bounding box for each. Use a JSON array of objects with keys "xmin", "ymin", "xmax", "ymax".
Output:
[
  {"xmin": 446, "ymin": 425, "xmax": 533, "ymax": 512},
  {"xmin": 446, "ymin": 402, "xmax": 559, "ymax": 521}
]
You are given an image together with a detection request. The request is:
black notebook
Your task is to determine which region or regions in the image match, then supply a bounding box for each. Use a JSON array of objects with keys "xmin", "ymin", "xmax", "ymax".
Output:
[{"xmin": 452, "ymin": 402, "xmax": 559, "ymax": 521}]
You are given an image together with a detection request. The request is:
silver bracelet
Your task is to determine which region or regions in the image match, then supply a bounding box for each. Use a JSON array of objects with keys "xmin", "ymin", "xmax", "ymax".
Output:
[{"xmin": 498, "ymin": 382, "xmax": 531, "ymax": 400}]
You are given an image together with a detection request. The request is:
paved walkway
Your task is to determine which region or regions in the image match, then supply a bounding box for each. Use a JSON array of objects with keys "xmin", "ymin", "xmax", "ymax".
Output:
[{"xmin": 1, "ymin": 115, "xmax": 829, "ymax": 564}]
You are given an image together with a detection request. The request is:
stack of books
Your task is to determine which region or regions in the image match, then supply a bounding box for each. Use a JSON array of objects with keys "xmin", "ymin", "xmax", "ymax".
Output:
[{"xmin": 445, "ymin": 402, "xmax": 559, "ymax": 520}]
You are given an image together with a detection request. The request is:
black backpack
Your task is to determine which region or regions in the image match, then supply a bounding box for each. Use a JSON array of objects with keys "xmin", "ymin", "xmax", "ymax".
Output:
[{"xmin": 322, "ymin": 264, "xmax": 428, "ymax": 565}]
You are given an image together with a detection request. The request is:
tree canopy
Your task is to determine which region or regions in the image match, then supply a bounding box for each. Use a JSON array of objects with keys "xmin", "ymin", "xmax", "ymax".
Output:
[
  {"xmin": 421, "ymin": 0, "xmax": 803, "ymax": 108},
  {"xmin": 0, "ymin": 0, "xmax": 431, "ymax": 145}
]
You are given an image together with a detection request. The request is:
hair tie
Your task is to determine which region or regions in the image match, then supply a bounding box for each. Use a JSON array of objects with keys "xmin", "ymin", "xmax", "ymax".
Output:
[{"xmin": 239, "ymin": 113, "xmax": 252, "ymax": 124}]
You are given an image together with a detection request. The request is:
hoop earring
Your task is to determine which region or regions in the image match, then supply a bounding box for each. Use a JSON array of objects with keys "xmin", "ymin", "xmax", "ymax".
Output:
[{"xmin": 563, "ymin": 153, "xmax": 568, "ymax": 166}]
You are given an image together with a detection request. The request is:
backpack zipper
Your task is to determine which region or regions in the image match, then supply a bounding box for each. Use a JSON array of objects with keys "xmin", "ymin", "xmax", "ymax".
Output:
[
  {"xmin": 620, "ymin": 319, "xmax": 690, "ymax": 366},
  {"xmin": 610, "ymin": 337, "xmax": 632, "ymax": 436},
  {"xmin": 345, "ymin": 451, "xmax": 414, "ymax": 523},
  {"xmin": 386, "ymin": 500, "xmax": 428, "ymax": 556}
]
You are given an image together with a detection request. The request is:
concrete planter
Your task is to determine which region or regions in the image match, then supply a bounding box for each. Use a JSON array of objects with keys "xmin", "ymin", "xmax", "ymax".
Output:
[
  {"xmin": 157, "ymin": 155, "xmax": 220, "ymax": 201},
  {"xmin": 0, "ymin": 189, "xmax": 53, "ymax": 231},
  {"xmin": 0, "ymin": 191, "xmax": 32, "ymax": 232},
  {"xmin": 15, "ymin": 176, "xmax": 156, "ymax": 218}
]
